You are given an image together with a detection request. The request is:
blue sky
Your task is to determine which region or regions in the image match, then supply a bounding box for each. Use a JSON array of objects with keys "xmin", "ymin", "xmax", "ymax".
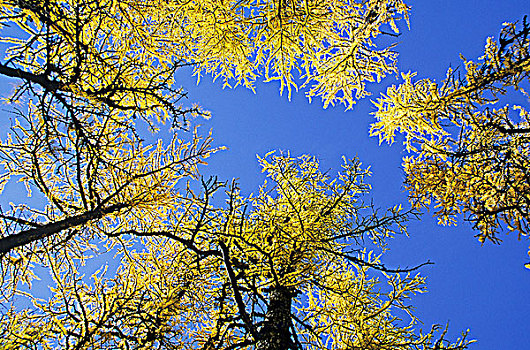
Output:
[{"xmin": 172, "ymin": 1, "xmax": 530, "ymax": 348}]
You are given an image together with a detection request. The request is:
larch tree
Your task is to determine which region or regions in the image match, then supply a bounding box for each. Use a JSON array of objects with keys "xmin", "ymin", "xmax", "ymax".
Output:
[
  {"xmin": 0, "ymin": 0, "xmax": 408, "ymax": 276},
  {"xmin": 147, "ymin": 0, "xmax": 410, "ymax": 108},
  {"xmin": 371, "ymin": 17, "xmax": 530, "ymax": 255},
  {"xmin": 0, "ymin": 0, "xmax": 474, "ymax": 349},
  {"xmin": 0, "ymin": 0, "xmax": 412, "ymax": 299},
  {"xmin": 0, "ymin": 0, "xmax": 217, "ymax": 298},
  {"xmin": 0, "ymin": 154, "xmax": 472, "ymax": 350}
]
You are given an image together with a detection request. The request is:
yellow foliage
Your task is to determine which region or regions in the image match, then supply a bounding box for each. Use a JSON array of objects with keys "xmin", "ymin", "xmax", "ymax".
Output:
[
  {"xmin": 372, "ymin": 18, "xmax": 530, "ymax": 246},
  {"xmin": 142, "ymin": 0, "xmax": 410, "ymax": 108},
  {"xmin": 0, "ymin": 1, "xmax": 474, "ymax": 348},
  {"xmin": 0, "ymin": 154, "xmax": 471, "ymax": 349}
]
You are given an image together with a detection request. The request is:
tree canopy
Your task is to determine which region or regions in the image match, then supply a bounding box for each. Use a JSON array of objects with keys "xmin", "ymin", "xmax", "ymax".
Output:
[
  {"xmin": 0, "ymin": 0, "xmax": 527, "ymax": 348},
  {"xmin": 0, "ymin": 0, "xmax": 413, "ymax": 289},
  {"xmin": 0, "ymin": 154, "xmax": 471, "ymax": 349},
  {"xmin": 371, "ymin": 17, "xmax": 530, "ymax": 249},
  {"xmin": 157, "ymin": 0, "xmax": 410, "ymax": 108}
]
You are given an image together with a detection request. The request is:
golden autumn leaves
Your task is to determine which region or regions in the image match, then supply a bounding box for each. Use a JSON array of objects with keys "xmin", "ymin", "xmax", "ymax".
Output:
[
  {"xmin": 0, "ymin": 0, "xmax": 527, "ymax": 349},
  {"xmin": 0, "ymin": 154, "xmax": 470, "ymax": 349},
  {"xmin": 371, "ymin": 18, "xmax": 530, "ymax": 245},
  {"xmin": 142, "ymin": 0, "xmax": 409, "ymax": 107}
]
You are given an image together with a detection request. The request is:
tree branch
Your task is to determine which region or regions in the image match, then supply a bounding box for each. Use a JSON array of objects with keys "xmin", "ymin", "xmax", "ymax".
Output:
[{"xmin": 0, "ymin": 203, "xmax": 127, "ymax": 254}]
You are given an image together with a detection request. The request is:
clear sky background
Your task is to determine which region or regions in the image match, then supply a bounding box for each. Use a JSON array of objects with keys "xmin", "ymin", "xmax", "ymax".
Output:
[{"xmin": 171, "ymin": 1, "xmax": 530, "ymax": 349}]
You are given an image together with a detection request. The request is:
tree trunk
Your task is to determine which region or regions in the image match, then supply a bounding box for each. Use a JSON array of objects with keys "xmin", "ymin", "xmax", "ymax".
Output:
[
  {"xmin": 0, "ymin": 203, "xmax": 127, "ymax": 254},
  {"xmin": 256, "ymin": 285, "xmax": 295, "ymax": 350}
]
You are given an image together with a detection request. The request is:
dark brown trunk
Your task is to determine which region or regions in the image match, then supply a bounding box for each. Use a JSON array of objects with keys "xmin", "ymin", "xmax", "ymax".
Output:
[
  {"xmin": 256, "ymin": 285, "xmax": 295, "ymax": 350},
  {"xmin": 0, "ymin": 203, "xmax": 127, "ymax": 254}
]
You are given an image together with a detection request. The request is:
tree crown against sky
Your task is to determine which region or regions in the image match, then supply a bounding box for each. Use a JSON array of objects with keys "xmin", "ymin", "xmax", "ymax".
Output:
[
  {"xmin": 371, "ymin": 17, "xmax": 530, "ymax": 250},
  {"xmin": 0, "ymin": 0, "xmax": 410, "ymax": 113},
  {"xmin": 0, "ymin": 0, "xmax": 411, "ymax": 290},
  {"xmin": 0, "ymin": 0, "xmax": 209, "ymax": 126},
  {"xmin": 143, "ymin": 0, "xmax": 410, "ymax": 108},
  {"xmin": 0, "ymin": 0, "xmax": 527, "ymax": 349},
  {"xmin": 0, "ymin": 153, "xmax": 472, "ymax": 349}
]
